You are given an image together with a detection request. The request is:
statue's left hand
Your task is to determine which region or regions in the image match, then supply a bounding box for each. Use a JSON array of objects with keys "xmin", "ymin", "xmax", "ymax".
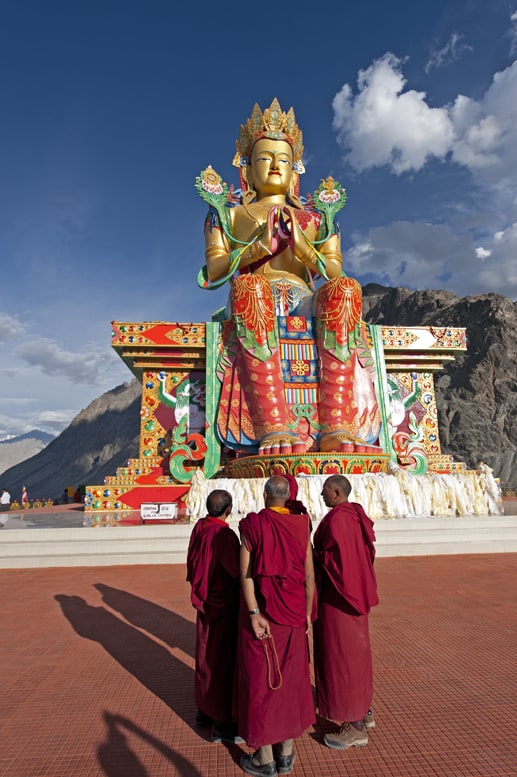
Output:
[{"xmin": 284, "ymin": 206, "xmax": 314, "ymax": 265}]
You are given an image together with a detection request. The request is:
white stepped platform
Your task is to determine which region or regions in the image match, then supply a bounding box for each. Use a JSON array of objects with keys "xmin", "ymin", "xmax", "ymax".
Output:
[
  {"xmin": 0, "ymin": 524, "xmax": 193, "ymax": 569},
  {"xmin": 1, "ymin": 514, "xmax": 516, "ymax": 569},
  {"xmin": 374, "ymin": 515, "xmax": 517, "ymax": 557}
]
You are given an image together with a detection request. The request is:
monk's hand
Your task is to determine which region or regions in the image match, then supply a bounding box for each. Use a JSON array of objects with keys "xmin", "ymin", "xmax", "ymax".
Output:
[{"xmin": 250, "ymin": 613, "xmax": 270, "ymax": 640}]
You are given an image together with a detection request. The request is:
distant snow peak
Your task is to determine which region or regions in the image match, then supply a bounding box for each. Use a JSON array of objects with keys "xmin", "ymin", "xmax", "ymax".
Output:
[{"xmin": 0, "ymin": 430, "xmax": 55, "ymax": 446}]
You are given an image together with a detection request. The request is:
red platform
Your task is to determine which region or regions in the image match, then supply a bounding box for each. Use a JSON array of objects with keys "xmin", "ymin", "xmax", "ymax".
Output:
[{"xmin": 0, "ymin": 554, "xmax": 515, "ymax": 777}]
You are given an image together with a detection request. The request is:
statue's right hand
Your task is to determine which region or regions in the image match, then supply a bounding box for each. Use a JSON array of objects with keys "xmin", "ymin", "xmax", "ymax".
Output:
[
  {"xmin": 242, "ymin": 211, "xmax": 275, "ymax": 263},
  {"xmin": 261, "ymin": 206, "xmax": 279, "ymax": 255}
]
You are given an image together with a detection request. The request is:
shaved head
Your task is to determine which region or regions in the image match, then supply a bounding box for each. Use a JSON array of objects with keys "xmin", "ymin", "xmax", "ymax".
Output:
[
  {"xmin": 324, "ymin": 475, "xmax": 352, "ymax": 498},
  {"xmin": 206, "ymin": 489, "xmax": 233, "ymax": 517},
  {"xmin": 264, "ymin": 476, "xmax": 290, "ymax": 501}
]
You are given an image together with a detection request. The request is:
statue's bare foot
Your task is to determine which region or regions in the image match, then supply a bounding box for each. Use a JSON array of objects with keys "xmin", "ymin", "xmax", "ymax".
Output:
[
  {"xmin": 258, "ymin": 432, "xmax": 303, "ymax": 456},
  {"xmin": 319, "ymin": 431, "xmax": 359, "ymax": 453}
]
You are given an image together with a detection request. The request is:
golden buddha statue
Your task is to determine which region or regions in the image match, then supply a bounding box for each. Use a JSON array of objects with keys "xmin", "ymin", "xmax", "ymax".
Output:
[{"xmin": 197, "ymin": 99, "xmax": 381, "ymax": 455}]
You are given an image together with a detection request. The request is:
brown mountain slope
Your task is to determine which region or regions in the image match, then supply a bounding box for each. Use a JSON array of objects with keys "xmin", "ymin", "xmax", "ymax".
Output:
[
  {"xmin": 1, "ymin": 380, "xmax": 141, "ymax": 500},
  {"xmin": 0, "ymin": 432, "xmax": 54, "ymax": 476}
]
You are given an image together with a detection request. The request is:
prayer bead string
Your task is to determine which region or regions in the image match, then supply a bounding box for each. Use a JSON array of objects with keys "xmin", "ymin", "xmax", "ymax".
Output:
[{"xmin": 262, "ymin": 636, "xmax": 283, "ymax": 690}]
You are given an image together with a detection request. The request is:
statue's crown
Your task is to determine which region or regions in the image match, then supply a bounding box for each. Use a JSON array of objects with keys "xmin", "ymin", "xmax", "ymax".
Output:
[{"xmin": 233, "ymin": 98, "xmax": 304, "ymax": 172}]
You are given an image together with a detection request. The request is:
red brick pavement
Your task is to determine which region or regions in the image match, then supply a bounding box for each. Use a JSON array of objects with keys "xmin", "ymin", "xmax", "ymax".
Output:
[{"xmin": 1, "ymin": 555, "xmax": 516, "ymax": 777}]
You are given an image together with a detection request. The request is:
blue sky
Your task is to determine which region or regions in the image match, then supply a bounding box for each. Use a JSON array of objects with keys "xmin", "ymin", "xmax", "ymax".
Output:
[{"xmin": 1, "ymin": 0, "xmax": 517, "ymax": 439}]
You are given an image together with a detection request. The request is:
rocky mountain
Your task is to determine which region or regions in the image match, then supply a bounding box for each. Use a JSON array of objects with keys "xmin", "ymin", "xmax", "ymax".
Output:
[
  {"xmin": 0, "ymin": 431, "xmax": 55, "ymax": 476},
  {"xmin": 2, "ymin": 286, "xmax": 516, "ymax": 499},
  {"xmin": 1, "ymin": 380, "xmax": 141, "ymax": 500},
  {"xmin": 362, "ymin": 285, "xmax": 517, "ymax": 492}
]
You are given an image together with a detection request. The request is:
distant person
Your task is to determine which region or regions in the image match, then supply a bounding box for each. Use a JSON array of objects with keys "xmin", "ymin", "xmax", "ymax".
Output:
[
  {"xmin": 0, "ymin": 488, "xmax": 11, "ymax": 512},
  {"xmin": 186, "ymin": 489, "xmax": 242, "ymax": 743},
  {"xmin": 237, "ymin": 475, "xmax": 315, "ymax": 776},
  {"xmin": 313, "ymin": 475, "xmax": 379, "ymax": 750},
  {"xmin": 62, "ymin": 489, "xmax": 69, "ymax": 505}
]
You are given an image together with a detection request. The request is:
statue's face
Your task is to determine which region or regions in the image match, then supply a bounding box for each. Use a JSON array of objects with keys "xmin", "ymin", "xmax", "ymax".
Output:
[{"xmin": 250, "ymin": 138, "xmax": 293, "ymax": 196}]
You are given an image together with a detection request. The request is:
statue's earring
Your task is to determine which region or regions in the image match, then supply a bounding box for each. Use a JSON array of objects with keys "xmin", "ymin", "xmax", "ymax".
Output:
[
  {"xmin": 241, "ymin": 166, "xmax": 257, "ymax": 205},
  {"xmin": 242, "ymin": 189, "xmax": 257, "ymax": 205}
]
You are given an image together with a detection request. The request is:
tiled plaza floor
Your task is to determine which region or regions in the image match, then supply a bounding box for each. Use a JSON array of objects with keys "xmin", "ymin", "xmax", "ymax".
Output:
[{"xmin": 1, "ymin": 554, "xmax": 515, "ymax": 777}]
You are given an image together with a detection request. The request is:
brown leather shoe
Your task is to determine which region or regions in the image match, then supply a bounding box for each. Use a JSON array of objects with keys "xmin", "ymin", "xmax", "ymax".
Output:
[{"xmin": 324, "ymin": 722, "xmax": 368, "ymax": 750}]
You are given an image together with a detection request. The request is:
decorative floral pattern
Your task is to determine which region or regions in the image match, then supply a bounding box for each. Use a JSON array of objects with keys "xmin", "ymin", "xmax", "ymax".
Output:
[
  {"xmin": 232, "ymin": 274, "xmax": 276, "ymax": 349},
  {"xmin": 312, "ymin": 176, "xmax": 347, "ymax": 238},
  {"xmin": 317, "ymin": 176, "xmax": 344, "ymax": 204},
  {"xmin": 200, "ymin": 166, "xmax": 224, "ymax": 195},
  {"xmin": 291, "ymin": 360, "xmax": 310, "ymax": 376}
]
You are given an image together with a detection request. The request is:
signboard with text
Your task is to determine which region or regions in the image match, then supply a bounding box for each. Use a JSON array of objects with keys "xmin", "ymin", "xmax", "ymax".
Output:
[{"xmin": 140, "ymin": 502, "xmax": 178, "ymax": 520}]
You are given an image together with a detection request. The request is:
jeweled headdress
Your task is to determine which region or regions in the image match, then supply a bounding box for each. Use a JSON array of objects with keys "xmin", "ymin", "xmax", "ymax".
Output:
[{"xmin": 233, "ymin": 98, "xmax": 305, "ymax": 174}]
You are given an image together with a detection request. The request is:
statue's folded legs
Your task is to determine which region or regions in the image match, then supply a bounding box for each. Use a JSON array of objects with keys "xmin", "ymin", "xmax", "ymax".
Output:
[
  {"xmin": 231, "ymin": 273, "xmax": 381, "ymax": 455},
  {"xmin": 231, "ymin": 274, "xmax": 303, "ymax": 455}
]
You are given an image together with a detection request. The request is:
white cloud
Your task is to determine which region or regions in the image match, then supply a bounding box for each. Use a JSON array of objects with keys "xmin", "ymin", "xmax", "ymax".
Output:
[
  {"xmin": 33, "ymin": 409, "xmax": 76, "ymax": 434},
  {"xmin": 14, "ymin": 337, "xmax": 119, "ymax": 387},
  {"xmin": 0, "ymin": 414, "xmax": 34, "ymax": 437},
  {"xmin": 510, "ymin": 10, "xmax": 517, "ymax": 55},
  {"xmin": 347, "ymin": 221, "xmax": 471, "ymax": 291},
  {"xmin": 332, "ymin": 53, "xmax": 454, "ymax": 174},
  {"xmin": 0, "ymin": 396, "xmax": 35, "ymax": 407},
  {"xmin": 425, "ymin": 32, "xmax": 473, "ymax": 73},
  {"xmin": 0, "ymin": 407, "xmax": 73, "ymax": 438},
  {"xmin": 450, "ymin": 99, "xmax": 501, "ymax": 169},
  {"xmin": 0, "ymin": 313, "xmax": 25, "ymax": 343},
  {"xmin": 347, "ymin": 220, "xmax": 517, "ymax": 299},
  {"xmin": 475, "ymin": 247, "xmax": 491, "ymax": 259},
  {"xmin": 332, "ymin": 54, "xmax": 517, "ymax": 179},
  {"xmin": 479, "ymin": 222, "xmax": 517, "ymax": 289}
]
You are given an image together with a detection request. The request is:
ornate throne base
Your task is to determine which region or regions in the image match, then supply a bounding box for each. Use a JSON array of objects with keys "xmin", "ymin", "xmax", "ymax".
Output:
[
  {"xmin": 224, "ymin": 451, "xmax": 391, "ymax": 479},
  {"xmin": 84, "ymin": 319, "xmax": 467, "ymax": 514}
]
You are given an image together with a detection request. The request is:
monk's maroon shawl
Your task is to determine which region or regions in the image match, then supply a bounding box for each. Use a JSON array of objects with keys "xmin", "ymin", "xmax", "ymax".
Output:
[
  {"xmin": 313, "ymin": 501, "xmax": 378, "ymax": 722},
  {"xmin": 186, "ymin": 516, "xmax": 240, "ymax": 722},
  {"xmin": 236, "ymin": 509, "xmax": 315, "ymax": 746},
  {"xmin": 313, "ymin": 501, "xmax": 378, "ymax": 616},
  {"xmin": 186, "ymin": 516, "xmax": 240, "ymax": 614},
  {"xmin": 240, "ymin": 508, "xmax": 309, "ymax": 627}
]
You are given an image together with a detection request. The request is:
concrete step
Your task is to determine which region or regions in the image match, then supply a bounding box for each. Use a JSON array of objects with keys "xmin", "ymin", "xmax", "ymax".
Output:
[
  {"xmin": 0, "ymin": 524, "xmax": 193, "ymax": 568},
  {"xmin": 1, "ymin": 515, "xmax": 517, "ymax": 568},
  {"xmin": 374, "ymin": 516, "xmax": 517, "ymax": 556}
]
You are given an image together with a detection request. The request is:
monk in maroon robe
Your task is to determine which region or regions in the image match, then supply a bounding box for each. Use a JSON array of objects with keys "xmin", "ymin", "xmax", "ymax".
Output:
[
  {"xmin": 281, "ymin": 473, "xmax": 309, "ymax": 517},
  {"xmin": 186, "ymin": 489, "xmax": 241, "ymax": 742},
  {"xmin": 313, "ymin": 474, "xmax": 379, "ymax": 750},
  {"xmin": 238, "ymin": 476, "xmax": 315, "ymax": 777}
]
